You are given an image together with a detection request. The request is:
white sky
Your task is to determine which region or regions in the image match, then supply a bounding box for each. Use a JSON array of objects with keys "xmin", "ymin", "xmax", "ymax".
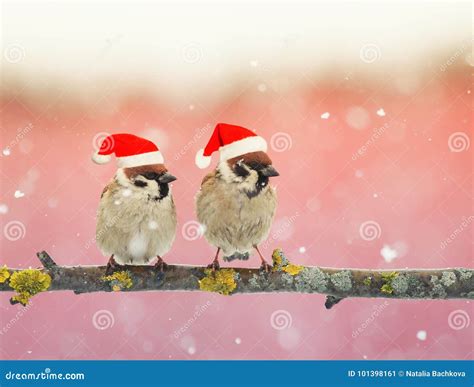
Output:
[{"xmin": 1, "ymin": 1, "xmax": 472, "ymax": 102}]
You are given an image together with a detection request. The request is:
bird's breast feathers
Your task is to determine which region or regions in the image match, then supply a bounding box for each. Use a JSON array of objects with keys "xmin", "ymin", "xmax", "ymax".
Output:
[
  {"xmin": 196, "ymin": 175, "xmax": 277, "ymax": 253},
  {"xmin": 96, "ymin": 182, "xmax": 177, "ymax": 262}
]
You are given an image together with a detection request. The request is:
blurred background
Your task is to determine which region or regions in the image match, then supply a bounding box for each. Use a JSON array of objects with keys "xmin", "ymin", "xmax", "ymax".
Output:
[{"xmin": 0, "ymin": 0, "xmax": 472, "ymax": 360}]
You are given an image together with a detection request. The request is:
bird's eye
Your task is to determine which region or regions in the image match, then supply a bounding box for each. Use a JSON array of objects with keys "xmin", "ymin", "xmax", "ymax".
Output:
[
  {"xmin": 134, "ymin": 180, "xmax": 148, "ymax": 188},
  {"xmin": 234, "ymin": 161, "xmax": 250, "ymax": 178},
  {"xmin": 248, "ymin": 162, "xmax": 263, "ymax": 171},
  {"xmin": 142, "ymin": 172, "xmax": 158, "ymax": 180}
]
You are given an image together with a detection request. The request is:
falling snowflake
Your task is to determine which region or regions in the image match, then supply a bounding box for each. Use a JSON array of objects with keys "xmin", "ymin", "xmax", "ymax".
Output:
[
  {"xmin": 2, "ymin": 148, "xmax": 11, "ymax": 156},
  {"xmin": 277, "ymin": 327, "xmax": 301, "ymax": 350},
  {"xmin": 47, "ymin": 198, "xmax": 58, "ymax": 208},
  {"xmin": 148, "ymin": 221, "xmax": 158, "ymax": 230},
  {"xmin": 121, "ymin": 189, "xmax": 132, "ymax": 197},
  {"xmin": 320, "ymin": 112, "xmax": 330, "ymax": 119},
  {"xmin": 235, "ymin": 338, "xmax": 242, "ymax": 344},
  {"xmin": 380, "ymin": 244, "xmax": 398, "ymax": 263},
  {"xmin": 298, "ymin": 247, "xmax": 306, "ymax": 253},
  {"xmin": 346, "ymin": 106, "xmax": 370, "ymax": 130},
  {"xmin": 14, "ymin": 190, "xmax": 25, "ymax": 198},
  {"xmin": 416, "ymin": 330, "xmax": 427, "ymax": 341},
  {"xmin": 0, "ymin": 204, "xmax": 8, "ymax": 214},
  {"xmin": 376, "ymin": 108, "xmax": 386, "ymax": 117}
]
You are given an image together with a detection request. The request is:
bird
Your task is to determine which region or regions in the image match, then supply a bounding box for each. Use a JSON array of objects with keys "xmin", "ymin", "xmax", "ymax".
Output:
[
  {"xmin": 195, "ymin": 123, "xmax": 279, "ymax": 271},
  {"xmin": 92, "ymin": 133, "xmax": 177, "ymax": 274}
]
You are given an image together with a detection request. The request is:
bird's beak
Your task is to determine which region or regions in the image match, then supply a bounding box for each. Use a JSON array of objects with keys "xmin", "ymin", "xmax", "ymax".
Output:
[
  {"xmin": 261, "ymin": 165, "xmax": 280, "ymax": 177},
  {"xmin": 158, "ymin": 173, "xmax": 177, "ymax": 184}
]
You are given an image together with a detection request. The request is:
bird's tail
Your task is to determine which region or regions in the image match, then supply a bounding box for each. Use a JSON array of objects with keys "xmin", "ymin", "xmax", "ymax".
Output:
[{"xmin": 223, "ymin": 252, "xmax": 250, "ymax": 262}]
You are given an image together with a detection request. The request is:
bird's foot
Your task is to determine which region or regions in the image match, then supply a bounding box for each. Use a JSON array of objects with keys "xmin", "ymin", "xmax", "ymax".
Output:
[
  {"xmin": 259, "ymin": 260, "xmax": 272, "ymax": 273},
  {"xmin": 154, "ymin": 257, "xmax": 168, "ymax": 273},
  {"xmin": 207, "ymin": 259, "xmax": 220, "ymax": 271},
  {"xmin": 105, "ymin": 256, "xmax": 118, "ymax": 275}
]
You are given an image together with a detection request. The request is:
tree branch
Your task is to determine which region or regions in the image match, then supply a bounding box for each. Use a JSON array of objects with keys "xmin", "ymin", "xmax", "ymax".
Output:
[{"xmin": 1, "ymin": 249, "xmax": 473, "ymax": 308}]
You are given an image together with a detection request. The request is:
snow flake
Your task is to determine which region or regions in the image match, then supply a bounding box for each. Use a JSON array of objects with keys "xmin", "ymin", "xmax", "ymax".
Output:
[
  {"xmin": 380, "ymin": 244, "xmax": 398, "ymax": 263},
  {"xmin": 2, "ymin": 148, "xmax": 11, "ymax": 156},
  {"xmin": 187, "ymin": 346, "xmax": 196, "ymax": 355},
  {"xmin": 376, "ymin": 108, "xmax": 386, "ymax": 117},
  {"xmin": 277, "ymin": 327, "xmax": 301, "ymax": 350},
  {"xmin": 121, "ymin": 189, "xmax": 132, "ymax": 197},
  {"xmin": 235, "ymin": 338, "xmax": 242, "ymax": 344},
  {"xmin": 0, "ymin": 204, "xmax": 8, "ymax": 214},
  {"xmin": 346, "ymin": 107, "xmax": 370, "ymax": 130},
  {"xmin": 320, "ymin": 112, "xmax": 330, "ymax": 119},
  {"xmin": 47, "ymin": 198, "xmax": 58, "ymax": 208},
  {"xmin": 148, "ymin": 220, "xmax": 158, "ymax": 230},
  {"xmin": 298, "ymin": 247, "xmax": 306, "ymax": 253},
  {"xmin": 416, "ymin": 330, "xmax": 427, "ymax": 341},
  {"xmin": 14, "ymin": 190, "xmax": 25, "ymax": 198}
]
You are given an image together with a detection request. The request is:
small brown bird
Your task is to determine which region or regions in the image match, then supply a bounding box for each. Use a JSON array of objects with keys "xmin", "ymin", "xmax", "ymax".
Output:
[
  {"xmin": 195, "ymin": 123, "xmax": 279, "ymax": 271},
  {"xmin": 92, "ymin": 133, "xmax": 177, "ymax": 273}
]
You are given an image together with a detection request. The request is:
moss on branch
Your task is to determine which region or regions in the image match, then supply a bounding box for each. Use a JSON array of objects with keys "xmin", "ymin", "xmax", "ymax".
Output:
[{"xmin": 0, "ymin": 249, "xmax": 472, "ymax": 309}]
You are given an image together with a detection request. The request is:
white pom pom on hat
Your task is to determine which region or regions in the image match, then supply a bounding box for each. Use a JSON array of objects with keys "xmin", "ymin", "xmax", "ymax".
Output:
[
  {"xmin": 195, "ymin": 148, "xmax": 212, "ymax": 169},
  {"xmin": 92, "ymin": 152, "xmax": 112, "ymax": 164}
]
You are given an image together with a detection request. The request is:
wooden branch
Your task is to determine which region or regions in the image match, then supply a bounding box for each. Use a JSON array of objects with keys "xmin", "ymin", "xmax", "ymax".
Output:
[{"xmin": 1, "ymin": 249, "xmax": 473, "ymax": 308}]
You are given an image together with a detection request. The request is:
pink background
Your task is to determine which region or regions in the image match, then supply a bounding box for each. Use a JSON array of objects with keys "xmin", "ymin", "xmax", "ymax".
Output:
[{"xmin": 1, "ymin": 2, "xmax": 472, "ymax": 360}]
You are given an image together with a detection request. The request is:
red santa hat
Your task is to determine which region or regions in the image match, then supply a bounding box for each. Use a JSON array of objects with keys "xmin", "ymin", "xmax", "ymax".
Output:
[
  {"xmin": 92, "ymin": 133, "xmax": 164, "ymax": 168},
  {"xmin": 195, "ymin": 123, "xmax": 267, "ymax": 169}
]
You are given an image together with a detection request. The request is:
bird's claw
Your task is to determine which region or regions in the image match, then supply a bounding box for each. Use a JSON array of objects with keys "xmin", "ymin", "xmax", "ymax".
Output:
[
  {"xmin": 207, "ymin": 260, "xmax": 220, "ymax": 271},
  {"xmin": 154, "ymin": 258, "xmax": 168, "ymax": 273},
  {"xmin": 105, "ymin": 257, "xmax": 118, "ymax": 275},
  {"xmin": 259, "ymin": 261, "xmax": 272, "ymax": 273}
]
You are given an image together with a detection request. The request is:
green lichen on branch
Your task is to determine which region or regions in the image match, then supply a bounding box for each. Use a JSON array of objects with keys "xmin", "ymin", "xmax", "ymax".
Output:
[
  {"xmin": 199, "ymin": 269, "xmax": 237, "ymax": 295},
  {"xmin": 282, "ymin": 264, "xmax": 304, "ymax": 276},
  {"xmin": 272, "ymin": 249, "xmax": 303, "ymax": 275},
  {"xmin": 330, "ymin": 270, "xmax": 352, "ymax": 291},
  {"xmin": 101, "ymin": 271, "xmax": 133, "ymax": 291},
  {"xmin": 380, "ymin": 271, "xmax": 399, "ymax": 294},
  {"xmin": 9, "ymin": 269, "xmax": 51, "ymax": 305},
  {"xmin": 1, "ymin": 250, "xmax": 472, "ymax": 307},
  {"xmin": 363, "ymin": 276, "xmax": 372, "ymax": 287},
  {"xmin": 0, "ymin": 265, "xmax": 11, "ymax": 283},
  {"xmin": 441, "ymin": 271, "xmax": 456, "ymax": 287},
  {"xmin": 272, "ymin": 249, "xmax": 288, "ymax": 269}
]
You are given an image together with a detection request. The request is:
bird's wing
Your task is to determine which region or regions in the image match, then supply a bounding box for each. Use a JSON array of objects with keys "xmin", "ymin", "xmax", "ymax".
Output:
[
  {"xmin": 100, "ymin": 180, "xmax": 117, "ymax": 198},
  {"xmin": 201, "ymin": 171, "xmax": 216, "ymax": 186}
]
